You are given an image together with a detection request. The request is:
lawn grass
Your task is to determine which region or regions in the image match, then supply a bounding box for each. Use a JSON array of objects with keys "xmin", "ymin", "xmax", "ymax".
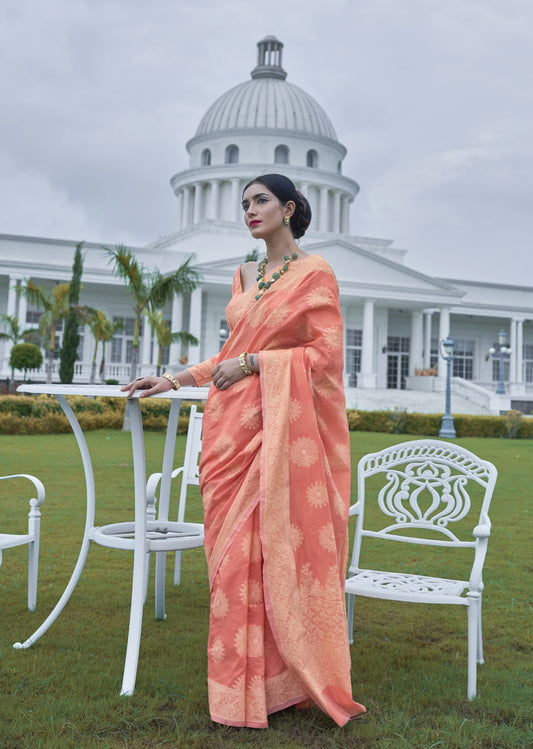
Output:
[{"xmin": 0, "ymin": 430, "xmax": 531, "ymax": 748}]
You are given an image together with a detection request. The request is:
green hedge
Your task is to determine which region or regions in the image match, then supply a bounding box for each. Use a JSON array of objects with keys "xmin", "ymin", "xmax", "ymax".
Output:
[
  {"xmin": 346, "ymin": 408, "xmax": 533, "ymax": 439},
  {"xmin": 0, "ymin": 395, "xmax": 205, "ymax": 435},
  {"xmin": 0, "ymin": 396, "xmax": 531, "ymax": 438}
]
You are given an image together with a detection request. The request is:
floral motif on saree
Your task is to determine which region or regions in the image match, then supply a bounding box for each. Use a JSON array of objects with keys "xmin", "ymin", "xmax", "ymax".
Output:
[{"xmin": 188, "ymin": 254, "xmax": 365, "ymax": 727}]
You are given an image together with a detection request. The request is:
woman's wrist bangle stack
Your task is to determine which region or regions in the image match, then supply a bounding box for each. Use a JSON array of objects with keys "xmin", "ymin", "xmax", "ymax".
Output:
[
  {"xmin": 162, "ymin": 372, "xmax": 181, "ymax": 390},
  {"xmin": 239, "ymin": 352, "xmax": 253, "ymax": 376}
]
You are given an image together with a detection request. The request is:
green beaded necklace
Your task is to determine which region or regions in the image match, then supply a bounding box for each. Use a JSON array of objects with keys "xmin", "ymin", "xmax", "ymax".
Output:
[{"xmin": 255, "ymin": 252, "xmax": 299, "ymax": 301}]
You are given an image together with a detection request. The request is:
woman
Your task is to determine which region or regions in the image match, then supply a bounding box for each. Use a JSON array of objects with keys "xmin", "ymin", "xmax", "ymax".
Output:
[{"xmin": 123, "ymin": 174, "xmax": 365, "ymax": 728}]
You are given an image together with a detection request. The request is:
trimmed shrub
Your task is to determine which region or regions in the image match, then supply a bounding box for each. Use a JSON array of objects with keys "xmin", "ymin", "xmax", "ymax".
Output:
[
  {"xmin": 504, "ymin": 409, "xmax": 522, "ymax": 439},
  {"xmin": 389, "ymin": 407, "xmax": 407, "ymax": 434},
  {"xmin": 0, "ymin": 395, "xmax": 531, "ymax": 438},
  {"xmin": 0, "ymin": 395, "xmax": 34, "ymax": 417},
  {"xmin": 346, "ymin": 410, "xmax": 392, "ymax": 433}
]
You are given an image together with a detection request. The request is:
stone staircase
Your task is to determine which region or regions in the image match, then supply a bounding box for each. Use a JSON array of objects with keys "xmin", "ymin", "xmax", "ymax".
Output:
[{"xmin": 345, "ymin": 386, "xmax": 492, "ymax": 415}]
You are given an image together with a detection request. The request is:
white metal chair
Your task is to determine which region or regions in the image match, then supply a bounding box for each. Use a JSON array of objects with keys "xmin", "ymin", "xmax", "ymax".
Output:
[
  {"xmin": 345, "ymin": 439, "xmax": 497, "ymax": 700},
  {"xmin": 145, "ymin": 405, "xmax": 204, "ymax": 617},
  {"xmin": 0, "ymin": 473, "xmax": 46, "ymax": 611}
]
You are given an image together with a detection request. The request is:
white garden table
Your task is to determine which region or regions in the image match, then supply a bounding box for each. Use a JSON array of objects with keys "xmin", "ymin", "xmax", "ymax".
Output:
[{"xmin": 14, "ymin": 383, "xmax": 207, "ymax": 696}]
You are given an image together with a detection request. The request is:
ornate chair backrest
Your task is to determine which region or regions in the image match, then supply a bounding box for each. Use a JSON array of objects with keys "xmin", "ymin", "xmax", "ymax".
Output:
[{"xmin": 350, "ymin": 440, "xmax": 497, "ymax": 584}]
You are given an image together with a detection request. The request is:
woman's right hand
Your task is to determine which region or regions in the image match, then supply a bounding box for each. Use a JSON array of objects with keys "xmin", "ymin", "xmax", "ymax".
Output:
[{"xmin": 120, "ymin": 376, "xmax": 173, "ymax": 398}]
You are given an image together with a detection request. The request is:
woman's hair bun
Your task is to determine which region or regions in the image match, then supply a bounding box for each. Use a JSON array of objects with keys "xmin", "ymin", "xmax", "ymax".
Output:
[{"xmin": 291, "ymin": 190, "xmax": 312, "ymax": 239}]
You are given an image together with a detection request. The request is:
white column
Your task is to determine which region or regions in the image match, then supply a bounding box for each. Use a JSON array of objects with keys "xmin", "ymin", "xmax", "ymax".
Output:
[
  {"xmin": 6, "ymin": 278, "xmax": 18, "ymax": 317},
  {"xmin": 341, "ymin": 195, "xmax": 350, "ymax": 234},
  {"xmin": 516, "ymin": 319, "xmax": 524, "ymax": 385},
  {"xmin": 2, "ymin": 277, "xmax": 19, "ymax": 373},
  {"xmin": 423, "ymin": 311, "xmax": 433, "ymax": 368},
  {"xmin": 193, "ymin": 183, "xmax": 202, "ymax": 224},
  {"xmin": 231, "ymin": 178, "xmax": 240, "ymax": 222},
  {"xmin": 187, "ymin": 288, "xmax": 203, "ymax": 366},
  {"xmin": 359, "ymin": 299, "xmax": 377, "ymax": 388},
  {"xmin": 319, "ymin": 186, "xmax": 329, "ymax": 232},
  {"xmin": 182, "ymin": 187, "xmax": 191, "ymax": 229},
  {"xmin": 209, "ymin": 179, "xmax": 220, "ymax": 220},
  {"xmin": 18, "ymin": 292, "xmax": 27, "ymax": 328},
  {"xmin": 332, "ymin": 191, "xmax": 341, "ymax": 233},
  {"xmin": 141, "ymin": 320, "xmax": 152, "ymax": 374},
  {"xmin": 176, "ymin": 189, "xmax": 182, "ymax": 230},
  {"xmin": 436, "ymin": 307, "xmax": 450, "ymax": 390},
  {"xmin": 410, "ymin": 311, "xmax": 424, "ymax": 376},
  {"xmin": 509, "ymin": 318, "xmax": 518, "ymax": 383},
  {"xmin": 169, "ymin": 294, "xmax": 183, "ymax": 370}
]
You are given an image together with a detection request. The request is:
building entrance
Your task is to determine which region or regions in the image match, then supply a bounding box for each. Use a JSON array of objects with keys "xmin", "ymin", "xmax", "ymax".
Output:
[{"xmin": 387, "ymin": 336, "xmax": 410, "ymax": 389}]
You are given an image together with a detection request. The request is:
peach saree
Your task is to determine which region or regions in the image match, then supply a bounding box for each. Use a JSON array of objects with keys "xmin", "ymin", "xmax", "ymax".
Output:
[{"xmin": 188, "ymin": 254, "xmax": 365, "ymax": 728}]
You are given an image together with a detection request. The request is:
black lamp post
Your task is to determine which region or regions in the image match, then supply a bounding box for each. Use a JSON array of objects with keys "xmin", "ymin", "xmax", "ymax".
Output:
[
  {"xmin": 439, "ymin": 336, "xmax": 456, "ymax": 438},
  {"xmin": 489, "ymin": 328, "xmax": 511, "ymax": 395}
]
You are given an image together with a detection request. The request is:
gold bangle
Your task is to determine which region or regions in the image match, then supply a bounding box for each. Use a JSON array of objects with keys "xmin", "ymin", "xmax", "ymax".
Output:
[
  {"xmin": 239, "ymin": 352, "xmax": 253, "ymax": 376},
  {"xmin": 162, "ymin": 372, "xmax": 181, "ymax": 390}
]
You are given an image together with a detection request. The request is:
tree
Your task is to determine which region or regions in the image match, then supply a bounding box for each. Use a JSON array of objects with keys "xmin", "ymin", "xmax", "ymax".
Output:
[
  {"xmin": 245, "ymin": 247, "xmax": 259, "ymax": 262},
  {"xmin": 104, "ymin": 246, "xmax": 200, "ymax": 380},
  {"xmin": 0, "ymin": 313, "xmax": 37, "ymax": 391},
  {"xmin": 75, "ymin": 307, "xmax": 123, "ymax": 384},
  {"xmin": 146, "ymin": 310, "xmax": 198, "ymax": 376},
  {"xmin": 20, "ymin": 280, "xmax": 70, "ymax": 383},
  {"xmin": 9, "ymin": 343, "xmax": 43, "ymax": 381},
  {"xmin": 59, "ymin": 242, "xmax": 84, "ymax": 383}
]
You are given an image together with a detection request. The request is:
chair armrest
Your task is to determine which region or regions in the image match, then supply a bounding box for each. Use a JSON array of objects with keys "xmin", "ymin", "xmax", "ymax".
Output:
[
  {"xmin": 146, "ymin": 467, "xmax": 185, "ymax": 503},
  {"xmin": 146, "ymin": 472, "xmax": 162, "ymax": 503},
  {"xmin": 0, "ymin": 474, "xmax": 45, "ymax": 507},
  {"xmin": 349, "ymin": 500, "xmax": 361, "ymax": 517}
]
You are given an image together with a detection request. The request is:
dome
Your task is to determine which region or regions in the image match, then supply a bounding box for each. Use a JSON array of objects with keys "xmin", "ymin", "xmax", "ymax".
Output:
[{"xmin": 194, "ymin": 36, "xmax": 338, "ymax": 141}]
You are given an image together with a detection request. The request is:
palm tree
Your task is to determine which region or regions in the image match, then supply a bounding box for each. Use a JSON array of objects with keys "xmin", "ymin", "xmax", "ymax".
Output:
[
  {"xmin": 146, "ymin": 310, "xmax": 198, "ymax": 376},
  {"xmin": 0, "ymin": 313, "xmax": 38, "ymax": 392},
  {"xmin": 104, "ymin": 246, "xmax": 200, "ymax": 380},
  {"xmin": 19, "ymin": 281, "xmax": 71, "ymax": 383},
  {"xmin": 74, "ymin": 307, "xmax": 123, "ymax": 384}
]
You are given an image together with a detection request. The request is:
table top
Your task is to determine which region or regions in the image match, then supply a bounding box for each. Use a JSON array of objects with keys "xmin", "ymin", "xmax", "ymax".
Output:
[{"xmin": 17, "ymin": 383, "xmax": 208, "ymax": 399}]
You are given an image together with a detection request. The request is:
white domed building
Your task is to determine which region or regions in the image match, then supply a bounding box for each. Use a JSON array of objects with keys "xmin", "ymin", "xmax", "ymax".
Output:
[{"xmin": 0, "ymin": 36, "xmax": 532, "ymax": 413}]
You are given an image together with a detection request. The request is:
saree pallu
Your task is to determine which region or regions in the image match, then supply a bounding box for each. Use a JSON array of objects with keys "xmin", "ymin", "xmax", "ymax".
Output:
[{"xmin": 188, "ymin": 254, "xmax": 365, "ymax": 728}]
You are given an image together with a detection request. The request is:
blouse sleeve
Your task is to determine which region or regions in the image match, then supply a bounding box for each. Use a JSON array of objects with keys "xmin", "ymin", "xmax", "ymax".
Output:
[{"xmin": 187, "ymin": 355, "xmax": 219, "ymax": 387}]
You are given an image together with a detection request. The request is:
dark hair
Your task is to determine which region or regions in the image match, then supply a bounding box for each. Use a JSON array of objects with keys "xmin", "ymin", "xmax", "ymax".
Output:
[{"xmin": 242, "ymin": 173, "xmax": 312, "ymax": 239}]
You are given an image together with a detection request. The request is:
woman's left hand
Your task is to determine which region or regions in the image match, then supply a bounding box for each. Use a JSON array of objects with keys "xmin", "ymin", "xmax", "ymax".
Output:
[{"xmin": 211, "ymin": 357, "xmax": 247, "ymax": 390}]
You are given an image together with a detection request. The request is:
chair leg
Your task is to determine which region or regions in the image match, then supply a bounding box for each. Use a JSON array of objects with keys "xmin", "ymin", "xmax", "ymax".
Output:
[
  {"xmin": 27, "ymin": 538, "xmax": 39, "ymax": 612},
  {"xmin": 154, "ymin": 551, "xmax": 167, "ymax": 620},
  {"xmin": 346, "ymin": 593, "xmax": 355, "ymax": 645},
  {"xmin": 173, "ymin": 550, "xmax": 182, "ymax": 586},
  {"xmin": 467, "ymin": 593, "xmax": 480, "ymax": 699},
  {"xmin": 477, "ymin": 597, "xmax": 484, "ymax": 664},
  {"xmin": 143, "ymin": 552, "xmax": 151, "ymax": 604}
]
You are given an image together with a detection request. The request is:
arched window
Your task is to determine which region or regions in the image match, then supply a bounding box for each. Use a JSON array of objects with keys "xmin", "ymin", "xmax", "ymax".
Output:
[
  {"xmin": 201, "ymin": 148, "xmax": 211, "ymax": 166},
  {"xmin": 225, "ymin": 144, "xmax": 239, "ymax": 164},
  {"xmin": 306, "ymin": 149, "xmax": 319, "ymax": 168},
  {"xmin": 274, "ymin": 144, "xmax": 289, "ymax": 164}
]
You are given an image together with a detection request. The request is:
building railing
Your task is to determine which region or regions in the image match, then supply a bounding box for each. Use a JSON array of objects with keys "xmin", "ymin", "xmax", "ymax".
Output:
[
  {"xmin": 451, "ymin": 378, "xmax": 493, "ymax": 411},
  {"xmin": 10, "ymin": 362, "xmax": 132, "ymax": 384}
]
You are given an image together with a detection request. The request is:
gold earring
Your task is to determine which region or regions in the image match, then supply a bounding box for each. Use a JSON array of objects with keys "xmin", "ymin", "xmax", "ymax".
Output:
[{"xmin": 284, "ymin": 216, "xmax": 290, "ymax": 226}]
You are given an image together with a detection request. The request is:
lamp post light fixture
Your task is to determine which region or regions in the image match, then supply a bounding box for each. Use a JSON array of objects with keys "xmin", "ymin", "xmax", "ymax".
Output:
[
  {"xmin": 439, "ymin": 336, "xmax": 456, "ymax": 439},
  {"xmin": 489, "ymin": 328, "xmax": 511, "ymax": 395}
]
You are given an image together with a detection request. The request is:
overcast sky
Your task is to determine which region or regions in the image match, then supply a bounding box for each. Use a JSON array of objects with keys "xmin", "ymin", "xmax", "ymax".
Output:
[{"xmin": 1, "ymin": 0, "xmax": 531, "ymax": 284}]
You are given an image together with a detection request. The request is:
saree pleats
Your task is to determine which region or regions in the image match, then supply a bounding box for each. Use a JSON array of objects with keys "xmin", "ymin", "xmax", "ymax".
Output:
[{"xmin": 189, "ymin": 255, "xmax": 365, "ymax": 727}]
